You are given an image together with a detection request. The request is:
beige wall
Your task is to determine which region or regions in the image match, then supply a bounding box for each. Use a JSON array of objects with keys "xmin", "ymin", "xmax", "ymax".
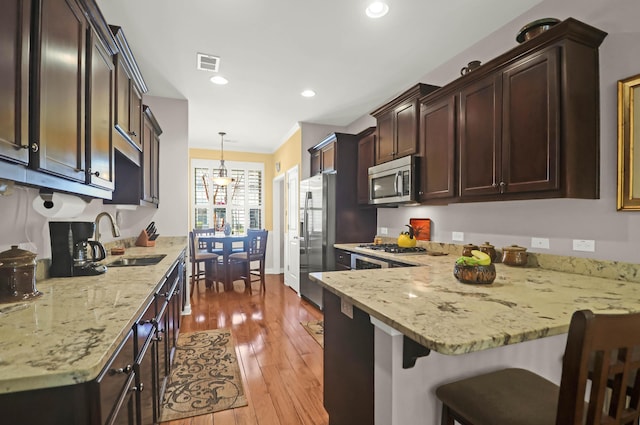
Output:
[
  {"xmin": 273, "ymin": 128, "xmax": 302, "ymax": 179},
  {"xmin": 188, "ymin": 148, "xmax": 277, "ymax": 231}
]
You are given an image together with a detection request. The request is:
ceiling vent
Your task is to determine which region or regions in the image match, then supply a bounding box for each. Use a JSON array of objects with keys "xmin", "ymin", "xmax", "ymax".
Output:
[{"xmin": 197, "ymin": 53, "xmax": 220, "ymax": 72}]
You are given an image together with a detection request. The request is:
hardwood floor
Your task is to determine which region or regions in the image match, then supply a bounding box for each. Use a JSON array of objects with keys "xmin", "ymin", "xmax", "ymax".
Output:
[{"xmin": 162, "ymin": 274, "xmax": 328, "ymax": 425}]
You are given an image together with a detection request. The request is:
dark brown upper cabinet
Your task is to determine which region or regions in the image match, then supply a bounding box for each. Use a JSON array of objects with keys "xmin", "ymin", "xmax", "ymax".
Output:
[
  {"xmin": 142, "ymin": 105, "xmax": 161, "ymax": 206},
  {"xmin": 419, "ymin": 18, "xmax": 606, "ymax": 204},
  {"xmin": 418, "ymin": 95, "xmax": 456, "ymax": 202},
  {"xmin": 357, "ymin": 127, "xmax": 376, "ymax": 205},
  {"xmin": 0, "ymin": 0, "xmax": 118, "ymax": 199},
  {"xmin": 110, "ymin": 25, "xmax": 146, "ymax": 153},
  {"xmin": 370, "ymin": 83, "xmax": 439, "ymax": 165},
  {"xmin": 309, "ymin": 137, "xmax": 336, "ymax": 175},
  {"xmin": 0, "ymin": 0, "xmax": 30, "ymax": 166},
  {"xmin": 32, "ymin": 0, "xmax": 88, "ymax": 183},
  {"xmin": 86, "ymin": 27, "xmax": 115, "ymax": 191}
]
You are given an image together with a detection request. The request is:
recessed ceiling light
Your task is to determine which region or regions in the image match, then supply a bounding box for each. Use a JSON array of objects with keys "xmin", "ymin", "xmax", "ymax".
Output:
[
  {"xmin": 210, "ymin": 75, "xmax": 228, "ymax": 85},
  {"xmin": 366, "ymin": 1, "xmax": 389, "ymax": 18},
  {"xmin": 301, "ymin": 89, "xmax": 316, "ymax": 98}
]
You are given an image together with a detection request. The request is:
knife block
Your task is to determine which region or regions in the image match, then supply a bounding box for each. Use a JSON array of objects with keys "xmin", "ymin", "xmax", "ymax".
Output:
[{"xmin": 135, "ymin": 230, "xmax": 155, "ymax": 247}]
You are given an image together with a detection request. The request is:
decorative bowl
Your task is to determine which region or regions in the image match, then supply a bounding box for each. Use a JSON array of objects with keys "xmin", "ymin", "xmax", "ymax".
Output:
[
  {"xmin": 501, "ymin": 244, "xmax": 528, "ymax": 266},
  {"xmin": 516, "ymin": 18, "xmax": 561, "ymax": 43},
  {"xmin": 453, "ymin": 263, "xmax": 496, "ymax": 284}
]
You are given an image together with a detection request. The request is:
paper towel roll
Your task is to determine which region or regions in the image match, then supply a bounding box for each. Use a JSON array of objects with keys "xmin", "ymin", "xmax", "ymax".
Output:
[{"xmin": 32, "ymin": 192, "xmax": 87, "ymax": 218}]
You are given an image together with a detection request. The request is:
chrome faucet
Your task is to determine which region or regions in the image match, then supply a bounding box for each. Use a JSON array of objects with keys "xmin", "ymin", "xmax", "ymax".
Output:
[{"xmin": 94, "ymin": 212, "xmax": 121, "ymax": 242}]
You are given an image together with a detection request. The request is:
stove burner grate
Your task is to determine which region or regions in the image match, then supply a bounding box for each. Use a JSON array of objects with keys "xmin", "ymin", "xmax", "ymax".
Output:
[{"xmin": 358, "ymin": 243, "xmax": 427, "ymax": 254}]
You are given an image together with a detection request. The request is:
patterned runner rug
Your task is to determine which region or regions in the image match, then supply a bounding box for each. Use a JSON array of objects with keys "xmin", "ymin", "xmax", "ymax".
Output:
[
  {"xmin": 160, "ymin": 329, "xmax": 247, "ymax": 422},
  {"xmin": 301, "ymin": 320, "xmax": 324, "ymax": 347}
]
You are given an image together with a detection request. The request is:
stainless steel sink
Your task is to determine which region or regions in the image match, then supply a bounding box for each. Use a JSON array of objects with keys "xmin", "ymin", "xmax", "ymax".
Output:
[{"xmin": 107, "ymin": 254, "xmax": 167, "ymax": 267}]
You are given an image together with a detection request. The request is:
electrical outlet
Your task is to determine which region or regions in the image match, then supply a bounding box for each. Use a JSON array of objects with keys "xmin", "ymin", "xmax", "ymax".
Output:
[
  {"xmin": 452, "ymin": 232, "xmax": 464, "ymax": 241},
  {"xmin": 380, "ymin": 227, "xmax": 388, "ymax": 235},
  {"xmin": 573, "ymin": 239, "xmax": 595, "ymax": 252},
  {"xmin": 531, "ymin": 237, "xmax": 550, "ymax": 249}
]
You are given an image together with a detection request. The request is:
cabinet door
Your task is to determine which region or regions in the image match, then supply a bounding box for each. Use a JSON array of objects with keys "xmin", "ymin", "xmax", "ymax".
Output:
[
  {"xmin": 357, "ymin": 132, "xmax": 375, "ymax": 204},
  {"xmin": 34, "ymin": 0, "xmax": 86, "ymax": 181},
  {"xmin": 321, "ymin": 142, "xmax": 335, "ymax": 173},
  {"xmin": 114, "ymin": 57, "xmax": 131, "ymax": 143},
  {"xmin": 420, "ymin": 96, "xmax": 456, "ymax": 201},
  {"xmin": 142, "ymin": 115, "xmax": 154, "ymax": 203},
  {"xmin": 109, "ymin": 375, "xmax": 137, "ymax": 425},
  {"xmin": 87, "ymin": 29, "xmax": 114, "ymax": 190},
  {"xmin": 376, "ymin": 112, "xmax": 394, "ymax": 164},
  {"xmin": 459, "ymin": 75, "xmax": 502, "ymax": 197},
  {"xmin": 502, "ymin": 48, "xmax": 560, "ymax": 194},
  {"xmin": 0, "ymin": 0, "xmax": 30, "ymax": 165},
  {"xmin": 310, "ymin": 149, "xmax": 321, "ymax": 175},
  {"xmin": 394, "ymin": 102, "xmax": 418, "ymax": 158},
  {"xmin": 150, "ymin": 132, "xmax": 160, "ymax": 205},
  {"xmin": 129, "ymin": 85, "xmax": 142, "ymax": 150}
]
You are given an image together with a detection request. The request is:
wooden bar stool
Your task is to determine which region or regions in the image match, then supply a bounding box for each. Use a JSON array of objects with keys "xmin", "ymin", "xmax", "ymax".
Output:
[
  {"xmin": 436, "ymin": 309, "xmax": 640, "ymax": 425},
  {"xmin": 189, "ymin": 231, "xmax": 221, "ymax": 292},
  {"xmin": 229, "ymin": 229, "xmax": 268, "ymax": 294}
]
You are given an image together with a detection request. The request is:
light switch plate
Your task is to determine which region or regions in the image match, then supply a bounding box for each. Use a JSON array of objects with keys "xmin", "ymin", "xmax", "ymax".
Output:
[
  {"xmin": 452, "ymin": 232, "xmax": 464, "ymax": 241},
  {"xmin": 573, "ymin": 239, "xmax": 595, "ymax": 252},
  {"xmin": 531, "ymin": 237, "xmax": 550, "ymax": 249},
  {"xmin": 380, "ymin": 227, "xmax": 388, "ymax": 235}
]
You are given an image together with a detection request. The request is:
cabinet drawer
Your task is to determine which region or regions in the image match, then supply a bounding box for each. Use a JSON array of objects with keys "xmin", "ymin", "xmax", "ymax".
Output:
[
  {"xmin": 95, "ymin": 329, "xmax": 135, "ymax": 425},
  {"xmin": 335, "ymin": 250, "xmax": 351, "ymax": 268}
]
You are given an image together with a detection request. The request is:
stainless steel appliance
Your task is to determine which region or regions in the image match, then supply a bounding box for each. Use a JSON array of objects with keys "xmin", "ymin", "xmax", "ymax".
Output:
[
  {"xmin": 350, "ymin": 253, "xmax": 390, "ymax": 269},
  {"xmin": 49, "ymin": 221, "xmax": 107, "ymax": 277},
  {"xmin": 368, "ymin": 155, "xmax": 417, "ymax": 205},
  {"xmin": 299, "ymin": 172, "xmax": 376, "ymax": 310}
]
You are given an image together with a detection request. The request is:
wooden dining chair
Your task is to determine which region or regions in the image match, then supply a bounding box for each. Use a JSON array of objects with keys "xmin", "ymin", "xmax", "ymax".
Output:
[
  {"xmin": 229, "ymin": 229, "xmax": 268, "ymax": 294},
  {"xmin": 436, "ymin": 309, "xmax": 640, "ymax": 425},
  {"xmin": 188, "ymin": 231, "xmax": 221, "ymax": 292}
]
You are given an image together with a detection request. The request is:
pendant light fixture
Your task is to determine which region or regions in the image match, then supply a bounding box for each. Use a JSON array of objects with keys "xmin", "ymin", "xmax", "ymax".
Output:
[{"xmin": 212, "ymin": 131, "xmax": 234, "ymax": 186}]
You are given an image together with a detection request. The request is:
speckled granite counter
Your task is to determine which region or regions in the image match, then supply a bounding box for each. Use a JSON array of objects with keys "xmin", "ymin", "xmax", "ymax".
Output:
[
  {"xmin": 0, "ymin": 237, "xmax": 186, "ymax": 394},
  {"xmin": 314, "ymin": 244, "xmax": 640, "ymax": 355}
]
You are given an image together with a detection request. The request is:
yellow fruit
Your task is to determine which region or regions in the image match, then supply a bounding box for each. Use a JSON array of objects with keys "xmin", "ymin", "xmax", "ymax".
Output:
[{"xmin": 470, "ymin": 250, "xmax": 491, "ymax": 266}]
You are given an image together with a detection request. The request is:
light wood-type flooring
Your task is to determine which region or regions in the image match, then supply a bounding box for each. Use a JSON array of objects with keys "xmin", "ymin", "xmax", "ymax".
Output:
[{"xmin": 161, "ymin": 274, "xmax": 328, "ymax": 425}]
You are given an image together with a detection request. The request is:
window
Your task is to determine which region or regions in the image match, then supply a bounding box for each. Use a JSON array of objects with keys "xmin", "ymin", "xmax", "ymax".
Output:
[{"xmin": 191, "ymin": 159, "xmax": 264, "ymax": 233}]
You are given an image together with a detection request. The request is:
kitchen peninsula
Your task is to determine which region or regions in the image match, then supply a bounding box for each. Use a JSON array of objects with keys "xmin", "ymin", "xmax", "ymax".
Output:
[
  {"xmin": 0, "ymin": 237, "xmax": 186, "ymax": 425},
  {"xmin": 311, "ymin": 245, "xmax": 640, "ymax": 425}
]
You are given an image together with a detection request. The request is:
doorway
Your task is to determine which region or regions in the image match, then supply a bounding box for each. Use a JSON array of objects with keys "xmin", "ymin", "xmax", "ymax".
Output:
[
  {"xmin": 284, "ymin": 166, "xmax": 299, "ymax": 293},
  {"xmin": 271, "ymin": 174, "xmax": 285, "ymax": 274}
]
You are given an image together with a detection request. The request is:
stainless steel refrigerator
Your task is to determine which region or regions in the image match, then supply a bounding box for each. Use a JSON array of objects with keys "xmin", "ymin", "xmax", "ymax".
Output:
[{"xmin": 299, "ymin": 170, "xmax": 377, "ymax": 310}]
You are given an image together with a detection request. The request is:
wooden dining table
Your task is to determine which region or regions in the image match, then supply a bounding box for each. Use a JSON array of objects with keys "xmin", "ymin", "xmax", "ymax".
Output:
[{"xmin": 199, "ymin": 234, "xmax": 249, "ymax": 291}]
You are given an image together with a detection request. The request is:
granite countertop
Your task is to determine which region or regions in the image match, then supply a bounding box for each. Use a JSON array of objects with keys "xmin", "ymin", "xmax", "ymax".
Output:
[
  {"xmin": 314, "ymin": 244, "xmax": 640, "ymax": 355},
  {"xmin": 0, "ymin": 237, "xmax": 186, "ymax": 395}
]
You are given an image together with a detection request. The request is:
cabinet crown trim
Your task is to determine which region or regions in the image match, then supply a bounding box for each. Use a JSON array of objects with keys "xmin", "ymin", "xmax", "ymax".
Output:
[
  {"xmin": 109, "ymin": 25, "xmax": 148, "ymax": 93},
  {"xmin": 370, "ymin": 83, "xmax": 440, "ymax": 117}
]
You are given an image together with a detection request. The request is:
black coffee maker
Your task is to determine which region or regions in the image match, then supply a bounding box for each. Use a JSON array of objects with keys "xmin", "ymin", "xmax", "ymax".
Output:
[{"xmin": 49, "ymin": 221, "xmax": 107, "ymax": 277}]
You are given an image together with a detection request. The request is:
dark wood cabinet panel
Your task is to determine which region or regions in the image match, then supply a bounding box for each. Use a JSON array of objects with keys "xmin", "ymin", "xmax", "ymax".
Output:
[
  {"xmin": 33, "ymin": 0, "xmax": 87, "ymax": 182},
  {"xmin": 310, "ymin": 149, "xmax": 321, "ymax": 175},
  {"xmin": 501, "ymin": 48, "xmax": 559, "ymax": 194},
  {"xmin": 357, "ymin": 128, "xmax": 375, "ymax": 204},
  {"xmin": 321, "ymin": 143, "xmax": 335, "ymax": 173},
  {"xmin": 111, "ymin": 25, "xmax": 146, "ymax": 153},
  {"xmin": 0, "ymin": 0, "xmax": 30, "ymax": 165},
  {"xmin": 395, "ymin": 102, "xmax": 418, "ymax": 158},
  {"xmin": 87, "ymin": 29, "xmax": 115, "ymax": 190},
  {"xmin": 419, "ymin": 96, "xmax": 456, "ymax": 201},
  {"xmin": 375, "ymin": 112, "xmax": 394, "ymax": 163},
  {"xmin": 323, "ymin": 289, "xmax": 374, "ymax": 425},
  {"xmin": 371, "ymin": 83, "xmax": 440, "ymax": 165},
  {"xmin": 459, "ymin": 75, "xmax": 502, "ymax": 197},
  {"xmin": 142, "ymin": 105, "xmax": 161, "ymax": 206}
]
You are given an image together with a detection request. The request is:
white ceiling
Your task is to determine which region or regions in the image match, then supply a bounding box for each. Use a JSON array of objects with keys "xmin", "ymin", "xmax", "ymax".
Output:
[{"xmin": 96, "ymin": 0, "xmax": 547, "ymax": 153}]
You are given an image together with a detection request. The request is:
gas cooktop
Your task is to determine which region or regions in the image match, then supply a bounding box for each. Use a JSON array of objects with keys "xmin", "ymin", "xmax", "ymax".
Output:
[{"xmin": 358, "ymin": 243, "xmax": 427, "ymax": 254}]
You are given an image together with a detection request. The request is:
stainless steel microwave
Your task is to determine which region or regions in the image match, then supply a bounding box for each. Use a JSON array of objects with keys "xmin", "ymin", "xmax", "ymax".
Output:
[{"xmin": 368, "ymin": 155, "xmax": 417, "ymax": 205}]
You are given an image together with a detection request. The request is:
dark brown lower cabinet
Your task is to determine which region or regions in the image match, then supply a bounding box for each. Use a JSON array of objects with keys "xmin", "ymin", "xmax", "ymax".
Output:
[
  {"xmin": 323, "ymin": 289, "xmax": 374, "ymax": 425},
  {"xmin": 0, "ymin": 251, "xmax": 185, "ymax": 425}
]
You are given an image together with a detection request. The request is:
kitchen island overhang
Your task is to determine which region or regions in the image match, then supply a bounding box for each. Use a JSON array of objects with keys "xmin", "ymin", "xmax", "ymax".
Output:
[{"xmin": 310, "ymin": 257, "xmax": 640, "ymax": 425}]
